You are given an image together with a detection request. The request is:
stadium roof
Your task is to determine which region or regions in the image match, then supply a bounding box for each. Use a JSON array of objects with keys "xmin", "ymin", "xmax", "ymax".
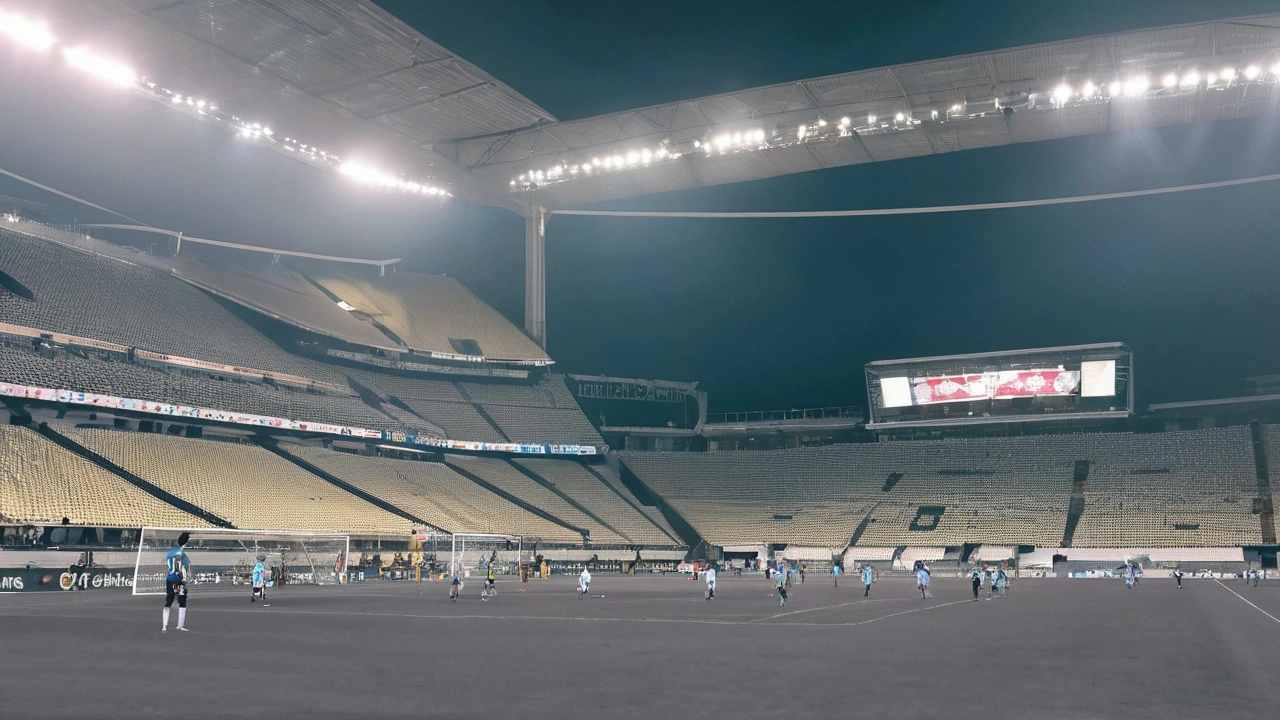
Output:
[
  {"xmin": 11, "ymin": 4, "xmax": 1280, "ymax": 213},
  {"xmin": 9, "ymin": 0, "xmax": 556, "ymax": 212}
]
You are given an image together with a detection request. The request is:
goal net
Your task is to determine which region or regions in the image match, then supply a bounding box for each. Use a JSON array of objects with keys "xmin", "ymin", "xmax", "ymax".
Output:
[
  {"xmin": 133, "ymin": 527, "xmax": 350, "ymax": 595},
  {"xmin": 444, "ymin": 533, "xmax": 521, "ymax": 579}
]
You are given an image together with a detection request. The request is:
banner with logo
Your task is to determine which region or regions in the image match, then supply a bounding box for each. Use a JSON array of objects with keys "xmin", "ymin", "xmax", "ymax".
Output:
[{"xmin": 0, "ymin": 567, "xmax": 134, "ymax": 592}]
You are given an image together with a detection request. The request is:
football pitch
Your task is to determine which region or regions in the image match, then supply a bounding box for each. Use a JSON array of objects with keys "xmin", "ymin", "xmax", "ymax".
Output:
[{"xmin": 2, "ymin": 574, "xmax": 1278, "ymax": 719}]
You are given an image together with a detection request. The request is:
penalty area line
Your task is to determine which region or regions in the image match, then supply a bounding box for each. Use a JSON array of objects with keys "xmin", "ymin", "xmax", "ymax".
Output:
[{"xmin": 1214, "ymin": 579, "xmax": 1280, "ymax": 626}]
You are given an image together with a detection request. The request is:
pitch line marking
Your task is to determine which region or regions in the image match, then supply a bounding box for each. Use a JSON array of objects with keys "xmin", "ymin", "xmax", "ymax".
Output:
[
  {"xmin": 1214, "ymin": 580, "xmax": 1280, "ymax": 626},
  {"xmin": 746, "ymin": 598, "xmax": 899, "ymax": 623}
]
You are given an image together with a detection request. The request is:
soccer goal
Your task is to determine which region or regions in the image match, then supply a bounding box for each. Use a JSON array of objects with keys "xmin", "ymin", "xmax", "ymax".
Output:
[
  {"xmin": 445, "ymin": 533, "xmax": 521, "ymax": 579},
  {"xmin": 132, "ymin": 527, "xmax": 350, "ymax": 595}
]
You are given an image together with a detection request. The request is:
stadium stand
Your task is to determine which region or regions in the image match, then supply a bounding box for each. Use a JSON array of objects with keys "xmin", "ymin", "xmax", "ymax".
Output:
[
  {"xmin": 169, "ymin": 257, "xmax": 394, "ymax": 350},
  {"xmin": 1071, "ymin": 427, "xmax": 1262, "ymax": 547},
  {"xmin": 56, "ymin": 427, "xmax": 411, "ymax": 534},
  {"xmin": 283, "ymin": 445, "xmax": 581, "ymax": 542},
  {"xmin": 305, "ymin": 268, "xmax": 549, "ymax": 362},
  {"xmin": 0, "ymin": 230, "xmax": 344, "ymax": 383},
  {"xmin": 444, "ymin": 455, "xmax": 628, "ymax": 544},
  {"xmin": 0, "ymin": 344, "xmax": 406, "ymax": 431},
  {"xmin": 514, "ymin": 459, "xmax": 676, "ymax": 545},
  {"xmin": 589, "ymin": 465, "xmax": 682, "ymax": 541},
  {"xmin": 0, "ymin": 425, "xmax": 206, "ymax": 527},
  {"xmin": 621, "ymin": 428, "xmax": 1264, "ymax": 549}
]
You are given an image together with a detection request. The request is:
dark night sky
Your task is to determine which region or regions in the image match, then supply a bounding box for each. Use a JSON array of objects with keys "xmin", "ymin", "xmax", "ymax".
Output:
[{"xmin": 2, "ymin": 1, "xmax": 1280, "ymax": 412}]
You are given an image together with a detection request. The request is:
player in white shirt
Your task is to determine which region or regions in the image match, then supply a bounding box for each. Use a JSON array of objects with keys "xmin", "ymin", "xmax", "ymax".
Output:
[
  {"xmin": 704, "ymin": 565, "xmax": 717, "ymax": 600},
  {"xmin": 578, "ymin": 568, "xmax": 591, "ymax": 598}
]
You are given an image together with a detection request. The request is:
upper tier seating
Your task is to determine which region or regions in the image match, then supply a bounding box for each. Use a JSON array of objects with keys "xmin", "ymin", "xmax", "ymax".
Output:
[
  {"xmin": 0, "ymin": 230, "xmax": 343, "ymax": 383},
  {"xmin": 58, "ymin": 427, "xmax": 411, "ymax": 534},
  {"xmin": 445, "ymin": 455, "xmax": 627, "ymax": 544},
  {"xmin": 0, "ymin": 344, "xmax": 402, "ymax": 431},
  {"xmin": 306, "ymin": 268, "xmax": 549, "ymax": 362},
  {"xmin": 0, "ymin": 425, "xmax": 206, "ymax": 527},
  {"xmin": 622, "ymin": 428, "xmax": 1263, "ymax": 549},
  {"xmin": 285, "ymin": 445, "xmax": 580, "ymax": 542},
  {"xmin": 514, "ymin": 459, "xmax": 676, "ymax": 545},
  {"xmin": 170, "ymin": 257, "xmax": 392, "ymax": 349}
]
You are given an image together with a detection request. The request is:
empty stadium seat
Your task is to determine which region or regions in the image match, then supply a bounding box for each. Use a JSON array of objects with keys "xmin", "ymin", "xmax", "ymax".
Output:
[{"xmin": 0, "ymin": 426, "xmax": 206, "ymax": 527}]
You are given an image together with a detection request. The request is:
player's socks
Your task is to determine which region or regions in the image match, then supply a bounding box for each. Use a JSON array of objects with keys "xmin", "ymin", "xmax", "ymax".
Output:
[
  {"xmin": 162, "ymin": 607, "xmax": 169, "ymax": 631},
  {"xmin": 177, "ymin": 608, "xmax": 187, "ymax": 629}
]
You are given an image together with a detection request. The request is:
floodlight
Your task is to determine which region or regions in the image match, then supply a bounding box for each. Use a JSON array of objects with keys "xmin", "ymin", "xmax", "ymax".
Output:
[
  {"xmin": 894, "ymin": 112, "xmax": 905, "ymax": 122},
  {"xmin": 1053, "ymin": 84, "xmax": 1071, "ymax": 102},
  {"xmin": 1221, "ymin": 67, "xmax": 1236, "ymax": 82},
  {"xmin": 611, "ymin": 155, "xmax": 623, "ymax": 166},
  {"xmin": 839, "ymin": 117, "xmax": 850, "ymax": 125},
  {"xmin": 592, "ymin": 157, "xmax": 601, "ymax": 166},
  {"xmin": 64, "ymin": 47, "xmax": 137, "ymax": 87},
  {"xmin": 602, "ymin": 157, "xmax": 612, "ymax": 168},
  {"xmin": 1272, "ymin": 61, "xmax": 1280, "ymax": 76},
  {"xmin": 1206, "ymin": 72, "xmax": 1217, "ymax": 85},
  {"xmin": 1109, "ymin": 79, "xmax": 1123, "ymax": 96},
  {"xmin": 581, "ymin": 164, "xmax": 592, "ymax": 173},
  {"xmin": 1162, "ymin": 73, "xmax": 1177, "ymax": 88},
  {"xmin": 0, "ymin": 12, "xmax": 56, "ymax": 51},
  {"xmin": 262, "ymin": 127, "xmax": 273, "ymax": 136},
  {"xmin": 195, "ymin": 100, "xmax": 205, "ymax": 108},
  {"xmin": 930, "ymin": 110, "xmax": 938, "ymax": 119},
  {"xmin": 1244, "ymin": 65, "xmax": 1261, "ymax": 80},
  {"xmin": 817, "ymin": 119, "xmax": 827, "ymax": 127},
  {"xmin": 1180, "ymin": 71, "xmax": 1199, "ymax": 87},
  {"xmin": 640, "ymin": 149, "xmax": 652, "ymax": 162},
  {"xmin": 1124, "ymin": 76, "xmax": 1148, "ymax": 95},
  {"xmin": 753, "ymin": 129, "xmax": 765, "ymax": 142},
  {"xmin": 1081, "ymin": 81, "xmax": 1097, "ymax": 98},
  {"xmin": 867, "ymin": 114, "xmax": 876, "ymax": 124},
  {"xmin": 171, "ymin": 94, "xmax": 182, "ymax": 103}
]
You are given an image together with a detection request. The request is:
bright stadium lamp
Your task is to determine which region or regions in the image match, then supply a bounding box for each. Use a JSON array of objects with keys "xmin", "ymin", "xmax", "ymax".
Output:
[
  {"xmin": 1272, "ymin": 61, "xmax": 1280, "ymax": 76},
  {"xmin": 1244, "ymin": 65, "xmax": 1261, "ymax": 80},
  {"xmin": 895, "ymin": 112, "xmax": 905, "ymax": 122},
  {"xmin": 1162, "ymin": 73, "xmax": 1177, "ymax": 88},
  {"xmin": 1221, "ymin": 67, "xmax": 1236, "ymax": 82},
  {"xmin": 1180, "ymin": 71, "xmax": 1199, "ymax": 87},
  {"xmin": 63, "ymin": 47, "xmax": 137, "ymax": 88},
  {"xmin": 1081, "ymin": 81, "xmax": 1097, "ymax": 98},
  {"xmin": 867, "ymin": 114, "xmax": 876, "ymax": 124},
  {"xmin": 1053, "ymin": 84, "xmax": 1071, "ymax": 103},
  {"xmin": 1206, "ymin": 72, "xmax": 1217, "ymax": 85},
  {"xmin": 1124, "ymin": 76, "xmax": 1148, "ymax": 95},
  {"xmin": 0, "ymin": 11, "xmax": 56, "ymax": 51}
]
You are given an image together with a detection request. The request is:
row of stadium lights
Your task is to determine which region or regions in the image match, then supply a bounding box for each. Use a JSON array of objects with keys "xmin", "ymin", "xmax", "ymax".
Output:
[
  {"xmin": 512, "ymin": 61, "xmax": 1280, "ymax": 193},
  {"xmin": 0, "ymin": 9, "xmax": 450, "ymax": 198}
]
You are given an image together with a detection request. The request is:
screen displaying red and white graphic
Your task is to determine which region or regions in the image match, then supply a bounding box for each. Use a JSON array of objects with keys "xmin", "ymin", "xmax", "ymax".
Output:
[{"xmin": 904, "ymin": 369, "xmax": 1081, "ymax": 407}]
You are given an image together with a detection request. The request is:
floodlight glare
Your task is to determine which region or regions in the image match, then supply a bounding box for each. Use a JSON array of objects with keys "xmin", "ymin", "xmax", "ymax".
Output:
[
  {"xmin": 817, "ymin": 119, "xmax": 827, "ymax": 127},
  {"xmin": 894, "ymin": 112, "xmax": 905, "ymax": 122},
  {"xmin": 1206, "ymin": 72, "xmax": 1217, "ymax": 85},
  {"xmin": 867, "ymin": 114, "xmax": 876, "ymax": 124},
  {"xmin": 1180, "ymin": 71, "xmax": 1199, "ymax": 87},
  {"xmin": 1124, "ymin": 76, "xmax": 1148, "ymax": 95},
  {"xmin": 0, "ymin": 11, "xmax": 57, "ymax": 51},
  {"xmin": 753, "ymin": 129, "xmax": 765, "ymax": 142},
  {"xmin": 1053, "ymin": 84, "xmax": 1071, "ymax": 102},
  {"xmin": 64, "ymin": 47, "xmax": 137, "ymax": 88},
  {"xmin": 1081, "ymin": 81, "xmax": 1097, "ymax": 97},
  {"xmin": 1272, "ymin": 61, "xmax": 1280, "ymax": 76},
  {"xmin": 1162, "ymin": 73, "xmax": 1177, "ymax": 88},
  {"xmin": 171, "ymin": 94, "xmax": 183, "ymax": 103},
  {"xmin": 1244, "ymin": 65, "xmax": 1261, "ymax": 80},
  {"xmin": 839, "ymin": 117, "xmax": 850, "ymax": 125},
  {"xmin": 1221, "ymin": 67, "xmax": 1236, "ymax": 82}
]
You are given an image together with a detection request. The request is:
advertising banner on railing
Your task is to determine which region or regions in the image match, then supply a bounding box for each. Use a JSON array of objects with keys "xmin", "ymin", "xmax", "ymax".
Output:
[
  {"xmin": 0, "ymin": 381, "xmax": 595, "ymax": 456},
  {"xmin": 0, "ymin": 566, "xmax": 133, "ymax": 593}
]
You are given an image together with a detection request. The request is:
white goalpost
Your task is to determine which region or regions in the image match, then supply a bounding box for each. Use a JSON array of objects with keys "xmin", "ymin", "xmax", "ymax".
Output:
[
  {"xmin": 445, "ymin": 533, "xmax": 521, "ymax": 580},
  {"xmin": 132, "ymin": 527, "xmax": 350, "ymax": 595}
]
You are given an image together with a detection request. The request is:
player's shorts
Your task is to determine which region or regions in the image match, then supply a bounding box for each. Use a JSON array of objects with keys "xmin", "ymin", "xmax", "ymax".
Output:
[{"xmin": 165, "ymin": 580, "xmax": 187, "ymax": 606}]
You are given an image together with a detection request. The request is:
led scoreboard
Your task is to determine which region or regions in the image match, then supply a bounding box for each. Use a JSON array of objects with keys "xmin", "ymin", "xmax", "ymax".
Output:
[{"xmin": 865, "ymin": 343, "xmax": 1132, "ymax": 429}]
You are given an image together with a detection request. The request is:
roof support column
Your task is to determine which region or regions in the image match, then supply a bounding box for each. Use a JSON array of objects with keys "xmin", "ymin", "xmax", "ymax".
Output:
[{"xmin": 524, "ymin": 207, "xmax": 547, "ymax": 349}]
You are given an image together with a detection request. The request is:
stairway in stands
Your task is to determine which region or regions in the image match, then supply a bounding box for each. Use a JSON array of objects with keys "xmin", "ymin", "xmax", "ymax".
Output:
[
  {"xmin": 453, "ymin": 382, "xmax": 511, "ymax": 441},
  {"xmin": 1250, "ymin": 422, "xmax": 1277, "ymax": 544},
  {"xmin": 1060, "ymin": 460, "xmax": 1089, "ymax": 548}
]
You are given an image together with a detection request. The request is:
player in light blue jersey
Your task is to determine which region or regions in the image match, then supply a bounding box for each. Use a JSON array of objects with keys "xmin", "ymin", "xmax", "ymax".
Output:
[
  {"xmin": 861, "ymin": 564, "xmax": 875, "ymax": 599},
  {"xmin": 162, "ymin": 532, "xmax": 191, "ymax": 632},
  {"xmin": 251, "ymin": 554, "xmax": 269, "ymax": 606}
]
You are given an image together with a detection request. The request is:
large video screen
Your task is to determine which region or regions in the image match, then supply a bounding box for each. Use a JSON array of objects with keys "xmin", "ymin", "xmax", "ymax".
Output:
[
  {"xmin": 884, "ymin": 369, "xmax": 1081, "ymax": 408},
  {"xmin": 866, "ymin": 344, "xmax": 1132, "ymax": 428}
]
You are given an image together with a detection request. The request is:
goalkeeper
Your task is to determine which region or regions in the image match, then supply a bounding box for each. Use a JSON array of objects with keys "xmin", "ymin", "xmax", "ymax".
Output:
[
  {"xmin": 162, "ymin": 532, "xmax": 191, "ymax": 632},
  {"xmin": 251, "ymin": 555, "xmax": 269, "ymax": 606}
]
